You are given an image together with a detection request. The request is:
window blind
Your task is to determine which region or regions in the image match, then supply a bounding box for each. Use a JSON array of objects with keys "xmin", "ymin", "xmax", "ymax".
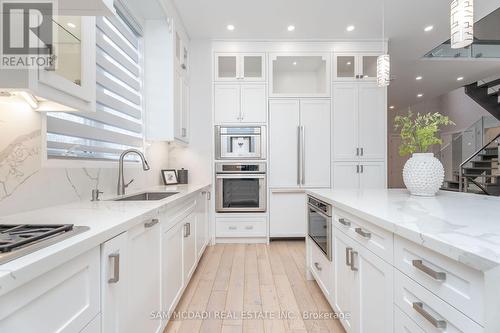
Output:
[{"xmin": 46, "ymin": 12, "xmax": 144, "ymax": 161}]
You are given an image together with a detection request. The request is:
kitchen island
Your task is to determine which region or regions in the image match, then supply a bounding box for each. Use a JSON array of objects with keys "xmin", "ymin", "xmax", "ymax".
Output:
[{"xmin": 306, "ymin": 188, "xmax": 500, "ymax": 333}]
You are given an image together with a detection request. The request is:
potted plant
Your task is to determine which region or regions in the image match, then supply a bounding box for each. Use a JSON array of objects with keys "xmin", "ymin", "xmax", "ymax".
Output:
[{"xmin": 394, "ymin": 111, "xmax": 455, "ymax": 196}]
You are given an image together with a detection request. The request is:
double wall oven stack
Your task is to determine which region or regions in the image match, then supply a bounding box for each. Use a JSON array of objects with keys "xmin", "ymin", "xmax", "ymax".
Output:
[{"xmin": 215, "ymin": 126, "xmax": 267, "ymax": 213}]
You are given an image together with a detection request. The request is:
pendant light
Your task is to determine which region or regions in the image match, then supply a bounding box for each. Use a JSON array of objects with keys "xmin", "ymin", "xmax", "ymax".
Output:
[
  {"xmin": 450, "ymin": 0, "xmax": 474, "ymax": 49},
  {"xmin": 377, "ymin": 0, "xmax": 390, "ymax": 87}
]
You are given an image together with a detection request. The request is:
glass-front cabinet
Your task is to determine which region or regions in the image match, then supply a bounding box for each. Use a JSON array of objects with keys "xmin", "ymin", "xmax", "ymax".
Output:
[
  {"xmin": 333, "ymin": 54, "xmax": 379, "ymax": 81},
  {"xmin": 215, "ymin": 53, "xmax": 266, "ymax": 81},
  {"xmin": 269, "ymin": 53, "xmax": 330, "ymax": 97}
]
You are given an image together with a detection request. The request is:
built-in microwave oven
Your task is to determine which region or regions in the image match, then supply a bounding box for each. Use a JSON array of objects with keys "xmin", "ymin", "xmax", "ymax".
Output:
[{"xmin": 215, "ymin": 126, "xmax": 266, "ymax": 160}]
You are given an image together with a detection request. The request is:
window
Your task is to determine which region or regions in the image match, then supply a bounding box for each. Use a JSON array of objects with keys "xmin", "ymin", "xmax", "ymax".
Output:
[{"xmin": 46, "ymin": 10, "xmax": 144, "ymax": 161}]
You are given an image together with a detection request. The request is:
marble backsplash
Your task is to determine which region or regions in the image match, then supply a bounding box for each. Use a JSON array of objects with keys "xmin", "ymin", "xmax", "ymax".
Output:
[{"xmin": 0, "ymin": 102, "xmax": 169, "ymax": 217}]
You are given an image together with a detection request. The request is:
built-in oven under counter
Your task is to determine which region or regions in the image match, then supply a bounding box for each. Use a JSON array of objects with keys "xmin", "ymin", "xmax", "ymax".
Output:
[
  {"xmin": 307, "ymin": 196, "xmax": 332, "ymax": 261},
  {"xmin": 215, "ymin": 162, "xmax": 266, "ymax": 213}
]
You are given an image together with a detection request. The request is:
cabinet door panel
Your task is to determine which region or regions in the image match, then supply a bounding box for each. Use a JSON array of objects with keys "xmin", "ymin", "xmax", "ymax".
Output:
[
  {"xmin": 180, "ymin": 77, "xmax": 189, "ymax": 142},
  {"xmin": 215, "ymin": 54, "xmax": 238, "ymax": 81},
  {"xmin": 128, "ymin": 220, "xmax": 161, "ymax": 333},
  {"xmin": 333, "ymin": 84, "xmax": 358, "ymax": 160},
  {"xmin": 101, "ymin": 232, "xmax": 128, "ymax": 333},
  {"xmin": 333, "ymin": 162, "xmax": 359, "ymax": 189},
  {"xmin": 358, "ymin": 85, "xmax": 386, "ymax": 160},
  {"xmin": 354, "ymin": 243, "xmax": 394, "ymax": 333},
  {"xmin": 183, "ymin": 213, "xmax": 197, "ymax": 281},
  {"xmin": 334, "ymin": 55, "xmax": 357, "ymax": 81},
  {"xmin": 333, "ymin": 231, "xmax": 356, "ymax": 332},
  {"xmin": 214, "ymin": 84, "xmax": 241, "ymax": 124},
  {"xmin": 162, "ymin": 222, "xmax": 184, "ymax": 316},
  {"xmin": 196, "ymin": 191, "xmax": 209, "ymax": 257},
  {"xmin": 242, "ymin": 54, "xmax": 265, "ymax": 81},
  {"xmin": 359, "ymin": 162, "xmax": 386, "ymax": 189},
  {"xmin": 300, "ymin": 99, "xmax": 331, "ymax": 187},
  {"xmin": 241, "ymin": 84, "xmax": 266, "ymax": 123},
  {"xmin": 269, "ymin": 191, "xmax": 306, "ymax": 237},
  {"xmin": 174, "ymin": 69, "xmax": 183, "ymax": 139},
  {"xmin": 269, "ymin": 99, "xmax": 300, "ymax": 187}
]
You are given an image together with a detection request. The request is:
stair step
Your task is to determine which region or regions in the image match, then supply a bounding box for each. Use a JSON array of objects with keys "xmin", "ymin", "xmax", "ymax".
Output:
[{"xmin": 478, "ymin": 77, "xmax": 500, "ymax": 88}]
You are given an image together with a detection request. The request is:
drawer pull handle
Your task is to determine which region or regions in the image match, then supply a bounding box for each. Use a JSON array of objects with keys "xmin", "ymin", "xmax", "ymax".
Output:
[
  {"xmin": 314, "ymin": 262, "xmax": 322, "ymax": 271},
  {"xmin": 228, "ymin": 226, "xmax": 237, "ymax": 230},
  {"xmin": 108, "ymin": 253, "xmax": 120, "ymax": 284},
  {"xmin": 355, "ymin": 227, "xmax": 371, "ymax": 239},
  {"xmin": 412, "ymin": 260, "xmax": 446, "ymax": 281},
  {"xmin": 412, "ymin": 302, "xmax": 447, "ymax": 329},
  {"xmin": 144, "ymin": 218, "xmax": 159, "ymax": 228},
  {"xmin": 345, "ymin": 247, "xmax": 353, "ymax": 266},
  {"xmin": 338, "ymin": 218, "xmax": 351, "ymax": 227}
]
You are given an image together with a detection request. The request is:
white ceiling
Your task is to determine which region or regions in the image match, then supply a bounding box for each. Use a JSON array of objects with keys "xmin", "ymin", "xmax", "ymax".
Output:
[{"xmin": 171, "ymin": 0, "xmax": 500, "ymax": 110}]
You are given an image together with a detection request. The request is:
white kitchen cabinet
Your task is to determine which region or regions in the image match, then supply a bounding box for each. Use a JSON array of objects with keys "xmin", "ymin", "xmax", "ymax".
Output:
[
  {"xmin": 127, "ymin": 218, "xmax": 162, "ymax": 333},
  {"xmin": 269, "ymin": 99, "xmax": 331, "ymax": 188},
  {"xmin": 333, "ymin": 228, "xmax": 393, "ymax": 333},
  {"xmin": 353, "ymin": 236, "xmax": 394, "ymax": 333},
  {"xmin": 333, "ymin": 161, "xmax": 385, "ymax": 189},
  {"xmin": 333, "ymin": 54, "xmax": 379, "ymax": 81},
  {"xmin": 101, "ymin": 232, "xmax": 128, "ymax": 333},
  {"xmin": 269, "ymin": 190, "xmax": 307, "ymax": 237},
  {"xmin": 161, "ymin": 220, "xmax": 184, "ymax": 316},
  {"xmin": 270, "ymin": 53, "xmax": 330, "ymax": 97},
  {"xmin": 333, "ymin": 230, "xmax": 357, "ymax": 332},
  {"xmin": 214, "ymin": 84, "xmax": 266, "ymax": 124},
  {"xmin": 80, "ymin": 315, "xmax": 101, "ymax": 333},
  {"xmin": 394, "ymin": 306, "xmax": 425, "ymax": 333},
  {"xmin": 0, "ymin": 16, "xmax": 96, "ymax": 112},
  {"xmin": 175, "ymin": 27, "xmax": 189, "ymax": 74},
  {"xmin": 333, "ymin": 83, "xmax": 386, "ymax": 161},
  {"xmin": 196, "ymin": 191, "xmax": 210, "ymax": 257},
  {"xmin": 308, "ymin": 238, "xmax": 334, "ymax": 299},
  {"xmin": 183, "ymin": 213, "xmax": 197, "ymax": 281},
  {"xmin": 269, "ymin": 99, "xmax": 301, "ymax": 187},
  {"xmin": 145, "ymin": 19, "xmax": 190, "ymax": 144},
  {"xmin": 215, "ymin": 53, "xmax": 266, "ymax": 81},
  {"xmin": 0, "ymin": 248, "xmax": 100, "ymax": 333},
  {"xmin": 59, "ymin": 0, "xmax": 114, "ymax": 15}
]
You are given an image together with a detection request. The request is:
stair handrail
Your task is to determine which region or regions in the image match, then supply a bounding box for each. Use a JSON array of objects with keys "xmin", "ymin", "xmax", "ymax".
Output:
[{"xmin": 459, "ymin": 133, "xmax": 500, "ymax": 192}]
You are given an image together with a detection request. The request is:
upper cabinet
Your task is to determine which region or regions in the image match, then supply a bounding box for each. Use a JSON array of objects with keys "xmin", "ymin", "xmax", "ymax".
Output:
[
  {"xmin": 145, "ymin": 18, "xmax": 190, "ymax": 144},
  {"xmin": 0, "ymin": 16, "xmax": 96, "ymax": 112},
  {"xmin": 333, "ymin": 53, "xmax": 380, "ymax": 81},
  {"xmin": 214, "ymin": 83, "xmax": 266, "ymax": 124},
  {"xmin": 215, "ymin": 53, "xmax": 266, "ymax": 82},
  {"xmin": 269, "ymin": 53, "xmax": 330, "ymax": 97},
  {"xmin": 59, "ymin": 0, "xmax": 114, "ymax": 15}
]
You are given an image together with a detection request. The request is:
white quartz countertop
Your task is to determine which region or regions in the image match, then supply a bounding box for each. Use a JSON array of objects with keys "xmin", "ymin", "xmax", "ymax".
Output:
[
  {"xmin": 307, "ymin": 189, "xmax": 500, "ymax": 272},
  {"xmin": 0, "ymin": 183, "xmax": 211, "ymax": 295}
]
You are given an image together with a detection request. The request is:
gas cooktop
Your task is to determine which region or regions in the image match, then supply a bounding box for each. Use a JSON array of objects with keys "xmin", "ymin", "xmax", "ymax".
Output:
[{"xmin": 0, "ymin": 224, "xmax": 89, "ymax": 265}]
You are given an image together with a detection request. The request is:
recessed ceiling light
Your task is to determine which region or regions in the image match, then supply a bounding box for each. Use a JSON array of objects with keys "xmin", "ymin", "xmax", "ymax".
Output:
[
  {"xmin": 457, "ymin": 76, "xmax": 464, "ymax": 81},
  {"xmin": 226, "ymin": 24, "xmax": 235, "ymax": 31},
  {"xmin": 287, "ymin": 25, "xmax": 295, "ymax": 32},
  {"xmin": 346, "ymin": 61, "xmax": 352, "ymax": 65},
  {"xmin": 417, "ymin": 93, "xmax": 424, "ymax": 98},
  {"xmin": 415, "ymin": 76, "xmax": 423, "ymax": 80},
  {"xmin": 67, "ymin": 22, "xmax": 76, "ymax": 28},
  {"xmin": 424, "ymin": 25, "xmax": 434, "ymax": 32},
  {"xmin": 292, "ymin": 61, "xmax": 297, "ymax": 66},
  {"xmin": 389, "ymin": 105, "xmax": 395, "ymax": 109},
  {"xmin": 346, "ymin": 25, "xmax": 355, "ymax": 32}
]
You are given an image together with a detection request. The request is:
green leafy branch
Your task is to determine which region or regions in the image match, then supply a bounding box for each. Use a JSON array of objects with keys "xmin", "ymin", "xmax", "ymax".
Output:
[{"xmin": 394, "ymin": 111, "xmax": 455, "ymax": 156}]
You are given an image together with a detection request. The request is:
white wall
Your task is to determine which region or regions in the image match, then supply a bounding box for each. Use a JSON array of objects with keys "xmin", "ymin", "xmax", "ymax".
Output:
[
  {"xmin": 0, "ymin": 102, "xmax": 169, "ymax": 216},
  {"xmin": 168, "ymin": 39, "xmax": 213, "ymax": 184},
  {"xmin": 387, "ymin": 87, "xmax": 491, "ymax": 188}
]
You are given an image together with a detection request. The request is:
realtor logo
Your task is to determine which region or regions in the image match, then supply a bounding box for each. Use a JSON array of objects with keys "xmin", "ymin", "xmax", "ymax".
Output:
[{"xmin": 0, "ymin": 0, "xmax": 56, "ymax": 68}]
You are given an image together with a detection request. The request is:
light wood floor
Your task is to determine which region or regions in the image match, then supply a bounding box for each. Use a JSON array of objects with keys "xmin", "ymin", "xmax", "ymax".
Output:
[{"xmin": 165, "ymin": 241, "xmax": 346, "ymax": 333}]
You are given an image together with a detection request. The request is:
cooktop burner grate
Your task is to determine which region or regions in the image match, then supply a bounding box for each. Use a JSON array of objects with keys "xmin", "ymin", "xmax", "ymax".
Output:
[{"xmin": 0, "ymin": 224, "xmax": 74, "ymax": 253}]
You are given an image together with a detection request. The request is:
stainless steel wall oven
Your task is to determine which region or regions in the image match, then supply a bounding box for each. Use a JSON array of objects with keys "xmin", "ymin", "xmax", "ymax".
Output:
[{"xmin": 307, "ymin": 196, "xmax": 332, "ymax": 260}]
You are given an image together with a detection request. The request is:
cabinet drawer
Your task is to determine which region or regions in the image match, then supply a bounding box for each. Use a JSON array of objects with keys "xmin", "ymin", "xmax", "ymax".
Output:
[
  {"xmin": 394, "ymin": 235, "xmax": 484, "ymax": 325},
  {"xmin": 216, "ymin": 217, "xmax": 267, "ymax": 237},
  {"xmin": 394, "ymin": 306, "xmax": 425, "ymax": 333},
  {"xmin": 0, "ymin": 248, "xmax": 100, "ymax": 333},
  {"xmin": 395, "ymin": 270, "xmax": 483, "ymax": 333},
  {"xmin": 308, "ymin": 237, "xmax": 333, "ymax": 298},
  {"xmin": 334, "ymin": 209, "xmax": 393, "ymax": 263}
]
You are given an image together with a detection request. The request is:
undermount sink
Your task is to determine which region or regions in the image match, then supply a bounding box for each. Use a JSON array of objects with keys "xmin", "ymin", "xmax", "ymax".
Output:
[{"xmin": 114, "ymin": 192, "xmax": 179, "ymax": 201}]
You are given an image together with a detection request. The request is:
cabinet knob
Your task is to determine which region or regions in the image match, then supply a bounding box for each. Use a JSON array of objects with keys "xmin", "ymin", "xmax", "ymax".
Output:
[{"xmin": 314, "ymin": 262, "xmax": 322, "ymax": 271}]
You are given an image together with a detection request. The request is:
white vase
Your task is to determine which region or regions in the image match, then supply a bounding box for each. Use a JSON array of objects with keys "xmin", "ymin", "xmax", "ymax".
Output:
[{"xmin": 403, "ymin": 153, "xmax": 444, "ymax": 196}]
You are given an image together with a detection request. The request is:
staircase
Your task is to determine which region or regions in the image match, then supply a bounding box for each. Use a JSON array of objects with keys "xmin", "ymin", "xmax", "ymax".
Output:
[
  {"xmin": 443, "ymin": 136, "xmax": 500, "ymax": 195},
  {"xmin": 465, "ymin": 76, "xmax": 500, "ymax": 121}
]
